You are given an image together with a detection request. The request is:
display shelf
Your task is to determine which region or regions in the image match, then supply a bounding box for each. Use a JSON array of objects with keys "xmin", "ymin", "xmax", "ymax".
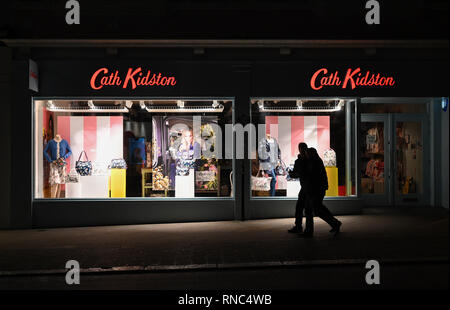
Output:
[{"xmin": 141, "ymin": 168, "xmax": 153, "ymax": 197}]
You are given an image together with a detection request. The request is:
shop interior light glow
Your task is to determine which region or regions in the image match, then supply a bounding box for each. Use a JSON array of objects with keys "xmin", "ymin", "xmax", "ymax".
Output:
[{"xmin": 442, "ymin": 97, "xmax": 448, "ymax": 112}]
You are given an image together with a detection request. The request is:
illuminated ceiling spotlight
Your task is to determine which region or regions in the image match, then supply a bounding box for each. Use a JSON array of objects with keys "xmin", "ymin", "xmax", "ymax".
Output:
[
  {"xmin": 125, "ymin": 100, "xmax": 133, "ymax": 109},
  {"xmin": 212, "ymin": 100, "xmax": 219, "ymax": 108},
  {"xmin": 257, "ymin": 100, "xmax": 264, "ymax": 110},
  {"xmin": 335, "ymin": 99, "xmax": 345, "ymax": 110},
  {"xmin": 177, "ymin": 100, "xmax": 185, "ymax": 108},
  {"xmin": 88, "ymin": 100, "xmax": 95, "ymax": 109},
  {"xmin": 139, "ymin": 100, "xmax": 146, "ymax": 110},
  {"xmin": 46, "ymin": 100, "xmax": 55, "ymax": 109},
  {"xmin": 296, "ymin": 100, "xmax": 303, "ymax": 109}
]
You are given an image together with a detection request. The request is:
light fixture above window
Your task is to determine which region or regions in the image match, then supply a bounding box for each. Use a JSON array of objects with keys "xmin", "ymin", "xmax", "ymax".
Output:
[
  {"xmin": 45, "ymin": 100, "xmax": 130, "ymax": 113},
  {"xmin": 145, "ymin": 100, "xmax": 224, "ymax": 113},
  {"xmin": 257, "ymin": 98, "xmax": 345, "ymax": 113}
]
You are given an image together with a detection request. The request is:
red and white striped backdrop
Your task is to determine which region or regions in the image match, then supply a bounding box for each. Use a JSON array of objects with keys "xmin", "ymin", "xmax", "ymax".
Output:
[
  {"xmin": 57, "ymin": 116, "xmax": 123, "ymax": 172},
  {"xmin": 265, "ymin": 116, "xmax": 330, "ymax": 166}
]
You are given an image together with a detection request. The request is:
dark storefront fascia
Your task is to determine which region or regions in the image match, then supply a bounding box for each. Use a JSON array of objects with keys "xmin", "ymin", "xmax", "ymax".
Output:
[{"xmin": 7, "ymin": 50, "xmax": 449, "ymax": 229}]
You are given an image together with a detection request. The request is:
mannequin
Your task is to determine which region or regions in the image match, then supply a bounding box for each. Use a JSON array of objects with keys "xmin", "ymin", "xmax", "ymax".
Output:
[
  {"xmin": 43, "ymin": 134, "xmax": 72, "ymax": 198},
  {"xmin": 258, "ymin": 133, "xmax": 281, "ymax": 196}
]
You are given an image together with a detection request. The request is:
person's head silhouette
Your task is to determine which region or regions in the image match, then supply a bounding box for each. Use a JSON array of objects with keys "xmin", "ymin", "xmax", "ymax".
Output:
[{"xmin": 298, "ymin": 142, "xmax": 308, "ymax": 158}]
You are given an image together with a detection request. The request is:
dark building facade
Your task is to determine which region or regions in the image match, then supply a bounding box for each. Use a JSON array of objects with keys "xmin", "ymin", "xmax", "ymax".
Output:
[{"xmin": 0, "ymin": 1, "xmax": 448, "ymax": 228}]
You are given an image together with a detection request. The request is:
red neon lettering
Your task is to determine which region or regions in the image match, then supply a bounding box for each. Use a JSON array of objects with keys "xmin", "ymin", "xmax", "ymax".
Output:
[
  {"xmin": 123, "ymin": 67, "xmax": 142, "ymax": 89},
  {"xmin": 310, "ymin": 68, "xmax": 328, "ymax": 90},
  {"xmin": 90, "ymin": 67, "xmax": 177, "ymax": 90},
  {"xmin": 90, "ymin": 68, "xmax": 108, "ymax": 90},
  {"xmin": 343, "ymin": 67, "xmax": 361, "ymax": 90},
  {"xmin": 311, "ymin": 67, "xmax": 395, "ymax": 90}
]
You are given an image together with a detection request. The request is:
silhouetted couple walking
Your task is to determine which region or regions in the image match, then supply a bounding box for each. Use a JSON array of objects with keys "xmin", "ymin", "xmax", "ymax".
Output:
[{"xmin": 288, "ymin": 142, "xmax": 342, "ymax": 237}]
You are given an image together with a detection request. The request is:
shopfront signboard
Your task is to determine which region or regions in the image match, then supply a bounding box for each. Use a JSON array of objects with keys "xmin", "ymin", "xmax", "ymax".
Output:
[
  {"xmin": 310, "ymin": 67, "xmax": 395, "ymax": 91},
  {"xmin": 90, "ymin": 67, "xmax": 177, "ymax": 90}
]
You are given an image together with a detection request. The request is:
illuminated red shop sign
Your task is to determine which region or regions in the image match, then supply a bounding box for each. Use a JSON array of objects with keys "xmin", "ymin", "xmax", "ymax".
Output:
[
  {"xmin": 90, "ymin": 67, "xmax": 177, "ymax": 90},
  {"xmin": 310, "ymin": 67, "xmax": 395, "ymax": 90}
]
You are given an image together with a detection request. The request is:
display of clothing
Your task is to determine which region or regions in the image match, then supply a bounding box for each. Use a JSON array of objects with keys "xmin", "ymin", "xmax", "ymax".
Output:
[
  {"xmin": 366, "ymin": 127, "xmax": 383, "ymax": 153},
  {"xmin": 43, "ymin": 139, "xmax": 72, "ymax": 162},
  {"xmin": 258, "ymin": 137, "xmax": 281, "ymax": 196},
  {"xmin": 258, "ymin": 137, "xmax": 281, "ymax": 171},
  {"xmin": 49, "ymin": 162, "xmax": 67, "ymax": 185},
  {"xmin": 175, "ymin": 142, "xmax": 201, "ymax": 176}
]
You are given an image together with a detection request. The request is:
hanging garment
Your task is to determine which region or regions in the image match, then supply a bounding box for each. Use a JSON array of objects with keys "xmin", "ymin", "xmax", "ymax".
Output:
[{"xmin": 366, "ymin": 128, "xmax": 381, "ymax": 153}]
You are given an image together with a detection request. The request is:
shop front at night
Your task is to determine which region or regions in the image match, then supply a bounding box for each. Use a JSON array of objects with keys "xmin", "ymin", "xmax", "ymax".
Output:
[
  {"xmin": 0, "ymin": 2, "xmax": 448, "ymax": 229},
  {"xmin": 0, "ymin": 49, "xmax": 438, "ymax": 228}
]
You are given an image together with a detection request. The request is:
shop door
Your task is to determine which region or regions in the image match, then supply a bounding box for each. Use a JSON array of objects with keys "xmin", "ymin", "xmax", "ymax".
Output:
[
  {"xmin": 393, "ymin": 114, "xmax": 429, "ymax": 206},
  {"xmin": 361, "ymin": 114, "xmax": 430, "ymax": 206},
  {"xmin": 361, "ymin": 114, "xmax": 391, "ymax": 205}
]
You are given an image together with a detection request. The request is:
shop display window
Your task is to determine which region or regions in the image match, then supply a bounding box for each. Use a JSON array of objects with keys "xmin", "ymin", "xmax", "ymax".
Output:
[
  {"xmin": 250, "ymin": 98, "xmax": 357, "ymax": 198},
  {"xmin": 33, "ymin": 99, "xmax": 234, "ymax": 199}
]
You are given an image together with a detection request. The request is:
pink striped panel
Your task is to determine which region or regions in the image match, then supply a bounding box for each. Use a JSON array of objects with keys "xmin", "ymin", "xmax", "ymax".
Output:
[
  {"xmin": 291, "ymin": 116, "xmax": 304, "ymax": 159},
  {"xmin": 316, "ymin": 116, "xmax": 330, "ymax": 160},
  {"xmin": 265, "ymin": 116, "xmax": 278, "ymax": 140},
  {"xmin": 83, "ymin": 116, "xmax": 97, "ymax": 162},
  {"xmin": 110, "ymin": 116, "xmax": 124, "ymax": 158}
]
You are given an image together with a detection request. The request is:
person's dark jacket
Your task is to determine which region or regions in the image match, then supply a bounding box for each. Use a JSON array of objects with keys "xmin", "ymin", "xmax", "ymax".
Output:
[
  {"xmin": 308, "ymin": 148, "xmax": 329, "ymax": 193},
  {"xmin": 289, "ymin": 154, "xmax": 313, "ymax": 193}
]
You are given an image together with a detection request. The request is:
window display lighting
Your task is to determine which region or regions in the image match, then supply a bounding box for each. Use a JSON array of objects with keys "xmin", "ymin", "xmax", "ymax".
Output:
[
  {"xmin": 257, "ymin": 99, "xmax": 345, "ymax": 113},
  {"xmin": 45, "ymin": 100, "xmax": 130, "ymax": 113},
  {"xmin": 145, "ymin": 104, "xmax": 224, "ymax": 113},
  {"xmin": 145, "ymin": 100, "xmax": 224, "ymax": 113}
]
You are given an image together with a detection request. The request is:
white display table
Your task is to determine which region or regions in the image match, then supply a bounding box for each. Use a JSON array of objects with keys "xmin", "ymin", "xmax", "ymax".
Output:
[
  {"xmin": 65, "ymin": 174, "xmax": 109, "ymax": 198},
  {"xmin": 286, "ymin": 181, "xmax": 301, "ymax": 197},
  {"xmin": 175, "ymin": 169, "xmax": 195, "ymax": 198}
]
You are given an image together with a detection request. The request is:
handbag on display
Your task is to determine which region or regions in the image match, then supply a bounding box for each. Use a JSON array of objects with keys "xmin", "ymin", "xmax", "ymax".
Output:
[
  {"xmin": 75, "ymin": 151, "xmax": 92, "ymax": 176},
  {"xmin": 251, "ymin": 170, "xmax": 272, "ymax": 191},
  {"xmin": 65, "ymin": 168, "xmax": 80, "ymax": 183},
  {"xmin": 275, "ymin": 159, "xmax": 287, "ymax": 176},
  {"xmin": 323, "ymin": 148, "xmax": 337, "ymax": 167},
  {"xmin": 109, "ymin": 158, "xmax": 127, "ymax": 169}
]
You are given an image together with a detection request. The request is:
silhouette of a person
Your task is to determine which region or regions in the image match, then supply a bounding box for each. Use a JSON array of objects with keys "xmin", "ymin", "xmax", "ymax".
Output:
[
  {"xmin": 288, "ymin": 142, "xmax": 313, "ymax": 234},
  {"xmin": 307, "ymin": 147, "xmax": 342, "ymax": 237}
]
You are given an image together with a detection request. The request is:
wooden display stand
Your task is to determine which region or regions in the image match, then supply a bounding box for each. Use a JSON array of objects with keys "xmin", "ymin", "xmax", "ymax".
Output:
[
  {"xmin": 141, "ymin": 168, "xmax": 152, "ymax": 197},
  {"xmin": 195, "ymin": 166, "xmax": 221, "ymax": 197}
]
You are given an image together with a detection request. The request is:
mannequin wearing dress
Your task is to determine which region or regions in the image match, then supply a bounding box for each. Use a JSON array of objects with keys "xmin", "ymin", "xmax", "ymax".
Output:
[
  {"xmin": 258, "ymin": 133, "xmax": 281, "ymax": 196},
  {"xmin": 43, "ymin": 134, "xmax": 72, "ymax": 198}
]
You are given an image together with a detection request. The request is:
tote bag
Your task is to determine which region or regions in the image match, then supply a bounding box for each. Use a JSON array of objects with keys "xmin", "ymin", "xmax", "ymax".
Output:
[
  {"xmin": 75, "ymin": 151, "xmax": 92, "ymax": 176},
  {"xmin": 251, "ymin": 170, "xmax": 272, "ymax": 191}
]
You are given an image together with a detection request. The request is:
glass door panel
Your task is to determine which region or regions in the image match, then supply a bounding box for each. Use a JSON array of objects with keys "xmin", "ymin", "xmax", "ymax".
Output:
[
  {"xmin": 394, "ymin": 116, "xmax": 428, "ymax": 205},
  {"xmin": 361, "ymin": 114, "xmax": 390, "ymax": 205}
]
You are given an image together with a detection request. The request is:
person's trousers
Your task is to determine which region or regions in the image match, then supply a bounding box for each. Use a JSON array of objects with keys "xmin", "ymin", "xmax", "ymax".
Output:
[
  {"xmin": 295, "ymin": 189, "xmax": 313, "ymax": 233},
  {"xmin": 310, "ymin": 189, "xmax": 339, "ymax": 229}
]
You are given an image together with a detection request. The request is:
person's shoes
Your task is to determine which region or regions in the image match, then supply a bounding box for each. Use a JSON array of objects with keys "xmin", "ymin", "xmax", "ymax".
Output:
[
  {"xmin": 330, "ymin": 221, "xmax": 342, "ymax": 236},
  {"xmin": 288, "ymin": 226, "xmax": 303, "ymax": 233}
]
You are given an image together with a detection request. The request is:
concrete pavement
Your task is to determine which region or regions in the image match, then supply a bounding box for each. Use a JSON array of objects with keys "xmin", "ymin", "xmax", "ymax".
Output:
[{"xmin": 0, "ymin": 207, "xmax": 448, "ymax": 276}]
